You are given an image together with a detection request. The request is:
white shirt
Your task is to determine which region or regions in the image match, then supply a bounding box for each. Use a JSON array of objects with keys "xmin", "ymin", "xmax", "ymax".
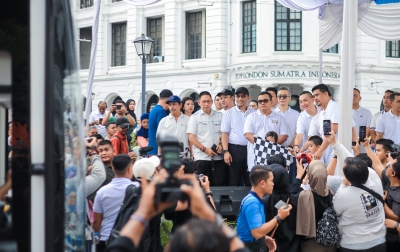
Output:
[
  {"xmin": 89, "ymin": 110, "xmax": 108, "ymax": 137},
  {"xmin": 376, "ymin": 109, "xmax": 400, "ymax": 144},
  {"xmin": 297, "ymin": 106, "xmax": 321, "ymax": 147},
  {"xmin": 352, "ymin": 106, "xmax": 373, "ymax": 131},
  {"xmin": 308, "ymin": 111, "xmax": 322, "ymax": 137},
  {"xmin": 370, "ymin": 110, "xmax": 388, "ymax": 130},
  {"xmin": 221, "ymin": 106, "xmax": 256, "ymax": 146},
  {"xmin": 243, "ymin": 110, "xmax": 289, "ymax": 170},
  {"xmin": 352, "ymin": 106, "xmax": 373, "ymax": 152},
  {"xmin": 187, "ymin": 109, "xmax": 223, "ymax": 161},
  {"xmin": 93, "ymin": 178, "xmax": 137, "ymax": 241},
  {"xmin": 333, "ymin": 168, "xmax": 385, "ymax": 248},
  {"xmin": 273, "ymin": 107, "xmax": 300, "ymax": 147},
  {"xmin": 157, "ymin": 113, "xmax": 190, "ymax": 152}
]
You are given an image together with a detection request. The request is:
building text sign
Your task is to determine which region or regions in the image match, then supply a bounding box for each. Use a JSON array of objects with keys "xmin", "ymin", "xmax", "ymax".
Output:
[{"xmin": 235, "ymin": 70, "xmax": 340, "ymax": 80}]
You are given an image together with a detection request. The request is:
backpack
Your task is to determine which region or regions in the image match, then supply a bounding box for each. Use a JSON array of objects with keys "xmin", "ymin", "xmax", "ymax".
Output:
[
  {"xmin": 107, "ymin": 185, "xmax": 151, "ymax": 251},
  {"xmin": 315, "ymin": 192, "xmax": 339, "ymax": 246}
]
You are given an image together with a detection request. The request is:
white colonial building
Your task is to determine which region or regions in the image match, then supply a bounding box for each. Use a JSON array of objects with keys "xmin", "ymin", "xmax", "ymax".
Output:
[{"xmin": 73, "ymin": 0, "xmax": 400, "ymax": 115}]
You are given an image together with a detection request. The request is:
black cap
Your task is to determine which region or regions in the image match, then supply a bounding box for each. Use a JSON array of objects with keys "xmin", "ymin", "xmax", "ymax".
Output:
[
  {"xmin": 235, "ymin": 87, "xmax": 249, "ymax": 95},
  {"xmin": 217, "ymin": 89, "xmax": 234, "ymax": 97},
  {"xmin": 160, "ymin": 89, "xmax": 173, "ymax": 98},
  {"xmin": 116, "ymin": 117, "xmax": 130, "ymax": 128}
]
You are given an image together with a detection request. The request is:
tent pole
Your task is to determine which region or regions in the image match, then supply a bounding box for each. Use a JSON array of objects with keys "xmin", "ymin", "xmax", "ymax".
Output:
[
  {"xmin": 337, "ymin": 0, "xmax": 358, "ymax": 176},
  {"xmin": 318, "ymin": 49, "xmax": 323, "ymax": 84}
]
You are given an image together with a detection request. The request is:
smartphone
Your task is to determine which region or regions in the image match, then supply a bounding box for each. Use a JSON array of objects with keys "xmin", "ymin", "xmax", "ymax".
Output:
[
  {"xmin": 274, "ymin": 200, "xmax": 289, "ymax": 210},
  {"xmin": 352, "ymin": 141, "xmax": 356, "ymax": 146},
  {"xmin": 116, "ymin": 105, "xmax": 122, "ymax": 110},
  {"xmin": 99, "ymin": 118, "xmax": 103, "ymax": 124},
  {"xmin": 359, "ymin": 126, "xmax": 366, "ymax": 142},
  {"xmin": 323, "ymin": 120, "xmax": 331, "ymax": 136}
]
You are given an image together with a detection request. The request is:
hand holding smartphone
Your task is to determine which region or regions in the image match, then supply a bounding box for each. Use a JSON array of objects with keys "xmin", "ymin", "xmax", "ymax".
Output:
[
  {"xmin": 274, "ymin": 200, "xmax": 289, "ymax": 210},
  {"xmin": 323, "ymin": 120, "xmax": 331, "ymax": 136},
  {"xmin": 359, "ymin": 126, "xmax": 366, "ymax": 142}
]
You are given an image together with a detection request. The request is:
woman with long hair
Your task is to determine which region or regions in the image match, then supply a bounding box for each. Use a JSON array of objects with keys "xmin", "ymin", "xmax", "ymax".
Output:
[{"xmin": 181, "ymin": 97, "xmax": 195, "ymax": 116}]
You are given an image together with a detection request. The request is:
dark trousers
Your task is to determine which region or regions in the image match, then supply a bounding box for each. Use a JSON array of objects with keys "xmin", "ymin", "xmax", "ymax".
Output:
[
  {"xmin": 96, "ymin": 241, "xmax": 107, "ymax": 252},
  {"xmin": 340, "ymin": 242, "xmax": 386, "ymax": 252},
  {"xmin": 196, "ymin": 159, "xmax": 228, "ymax": 186},
  {"xmin": 228, "ymin": 144, "xmax": 250, "ymax": 186},
  {"xmin": 289, "ymin": 161, "xmax": 297, "ymax": 184},
  {"xmin": 386, "ymin": 241, "xmax": 400, "ymax": 252}
]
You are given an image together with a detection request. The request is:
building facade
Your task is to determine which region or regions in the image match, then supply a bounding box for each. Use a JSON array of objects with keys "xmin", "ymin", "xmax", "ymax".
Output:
[{"xmin": 73, "ymin": 0, "xmax": 400, "ymax": 116}]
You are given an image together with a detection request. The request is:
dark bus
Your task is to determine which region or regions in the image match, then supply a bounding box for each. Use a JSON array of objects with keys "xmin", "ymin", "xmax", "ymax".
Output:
[{"xmin": 1, "ymin": 1, "xmax": 87, "ymax": 251}]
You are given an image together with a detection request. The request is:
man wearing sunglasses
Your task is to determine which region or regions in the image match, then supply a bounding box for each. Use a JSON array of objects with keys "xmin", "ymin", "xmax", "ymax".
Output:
[
  {"xmin": 273, "ymin": 86, "xmax": 300, "ymax": 148},
  {"xmin": 244, "ymin": 91, "xmax": 289, "ymax": 171}
]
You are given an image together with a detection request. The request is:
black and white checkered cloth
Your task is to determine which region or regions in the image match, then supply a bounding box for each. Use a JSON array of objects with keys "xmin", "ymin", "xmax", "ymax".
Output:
[{"xmin": 253, "ymin": 136, "xmax": 295, "ymax": 167}]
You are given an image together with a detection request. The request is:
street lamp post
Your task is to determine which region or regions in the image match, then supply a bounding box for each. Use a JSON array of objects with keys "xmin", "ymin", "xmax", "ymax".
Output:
[{"xmin": 133, "ymin": 34, "xmax": 154, "ymax": 115}]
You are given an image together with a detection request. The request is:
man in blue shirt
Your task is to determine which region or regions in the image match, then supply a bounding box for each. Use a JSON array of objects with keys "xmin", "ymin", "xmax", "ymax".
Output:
[
  {"xmin": 237, "ymin": 165, "xmax": 292, "ymax": 250},
  {"xmin": 148, "ymin": 89, "xmax": 173, "ymax": 155}
]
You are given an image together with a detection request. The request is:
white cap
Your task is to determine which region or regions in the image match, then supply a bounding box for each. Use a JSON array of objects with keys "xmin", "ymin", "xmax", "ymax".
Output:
[{"xmin": 133, "ymin": 156, "xmax": 160, "ymax": 181}]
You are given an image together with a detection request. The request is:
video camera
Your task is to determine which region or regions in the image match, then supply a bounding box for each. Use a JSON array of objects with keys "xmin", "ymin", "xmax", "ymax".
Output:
[
  {"xmin": 388, "ymin": 144, "xmax": 400, "ymax": 159},
  {"xmin": 297, "ymin": 152, "xmax": 313, "ymax": 166},
  {"xmin": 155, "ymin": 132, "xmax": 191, "ymax": 203}
]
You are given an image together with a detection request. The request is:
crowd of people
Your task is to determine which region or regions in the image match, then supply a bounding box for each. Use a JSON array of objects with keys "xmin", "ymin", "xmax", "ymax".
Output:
[{"xmin": 73, "ymin": 83, "xmax": 400, "ymax": 252}]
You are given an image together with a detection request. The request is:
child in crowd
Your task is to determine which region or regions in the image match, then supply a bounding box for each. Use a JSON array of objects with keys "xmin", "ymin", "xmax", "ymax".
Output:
[
  {"xmin": 301, "ymin": 135, "xmax": 324, "ymax": 190},
  {"xmin": 104, "ymin": 122, "xmax": 116, "ymax": 140},
  {"xmin": 265, "ymin": 131, "xmax": 278, "ymax": 143},
  {"xmin": 136, "ymin": 113, "xmax": 149, "ymax": 147}
]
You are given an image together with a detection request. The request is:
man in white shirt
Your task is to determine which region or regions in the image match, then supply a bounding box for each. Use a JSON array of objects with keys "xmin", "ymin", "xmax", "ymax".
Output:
[
  {"xmin": 217, "ymin": 89, "xmax": 235, "ymax": 111},
  {"xmin": 376, "ymin": 92, "xmax": 400, "ymax": 144},
  {"xmin": 352, "ymin": 88, "xmax": 373, "ymax": 153},
  {"xmin": 294, "ymin": 91, "xmax": 320, "ymax": 153},
  {"xmin": 89, "ymin": 101, "xmax": 108, "ymax": 137},
  {"xmin": 221, "ymin": 87, "xmax": 256, "ymax": 186},
  {"xmin": 371, "ymin": 90, "xmax": 393, "ymax": 143},
  {"xmin": 92, "ymin": 154, "xmax": 137, "ymax": 252},
  {"xmin": 187, "ymin": 91, "xmax": 227, "ymax": 186},
  {"xmin": 156, "ymin": 95, "xmax": 190, "ymax": 155},
  {"xmin": 244, "ymin": 91, "xmax": 289, "ymax": 171},
  {"xmin": 273, "ymin": 86, "xmax": 300, "ymax": 147},
  {"xmin": 312, "ymin": 84, "xmax": 356, "ymax": 165},
  {"xmin": 265, "ymin": 87, "xmax": 279, "ymax": 109}
]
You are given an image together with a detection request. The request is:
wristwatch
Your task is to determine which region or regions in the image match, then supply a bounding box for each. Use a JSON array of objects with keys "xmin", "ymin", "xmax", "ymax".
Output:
[
  {"xmin": 394, "ymin": 222, "xmax": 399, "ymax": 231},
  {"xmin": 200, "ymin": 146, "xmax": 206, "ymax": 152},
  {"xmin": 222, "ymin": 150, "xmax": 229, "ymax": 154},
  {"xmin": 274, "ymin": 215, "xmax": 282, "ymax": 224},
  {"xmin": 205, "ymin": 191, "xmax": 213, "ymax": 197}
]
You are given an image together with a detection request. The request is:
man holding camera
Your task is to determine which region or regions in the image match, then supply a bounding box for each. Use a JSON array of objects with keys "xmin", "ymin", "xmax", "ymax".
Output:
[
  {"xmin": 187, "ymin": 91, "xmax": 228, "ymax": 186},
  {"xmin": 156, "ymin": 95, "xmax": 190, "ymax": 155},
  {"xmin": 89, "ymin": 101, "xmax": 108, "ymax": 138},
  {"xmin": 101, "ymin": 100, "xmax": 136, "ymax": 127},
  {"xmin": 352, "ymin": 88, "xmax": 373, "ymax": 153}
]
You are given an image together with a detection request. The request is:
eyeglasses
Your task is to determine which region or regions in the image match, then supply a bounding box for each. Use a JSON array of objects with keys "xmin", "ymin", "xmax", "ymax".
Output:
[
  {"xmin": 258, "ymin": 99, "xmax": 270, "ymax": 104},
  {"xmin": 200, "ymin": 100, "xmax": 212, "ymax": 104},
  {"xmin": 277, "ymin": 95, "xmax": 290, "ymax": 100}
]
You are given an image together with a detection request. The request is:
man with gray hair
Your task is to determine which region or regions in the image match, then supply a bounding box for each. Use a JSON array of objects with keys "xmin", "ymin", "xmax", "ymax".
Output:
[{"xmin": 89, "ymin": 101, "xmax": 108, "ymax": 137}]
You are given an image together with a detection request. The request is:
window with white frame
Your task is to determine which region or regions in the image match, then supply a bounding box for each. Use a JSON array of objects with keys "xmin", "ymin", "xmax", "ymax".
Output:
[
  {"xmin": 323, "ymin": 44, "xmax": 339, "ymax": 54},
  {"xmin": 147, "ymin": 17, "xmax": 163, "ymax": 63},
  {"xmin": 111, "ymin": 22, "xmax": 127, "ymax": 67},
  {"xmin": 186, "ymin": 11, "xmax": 206, "ymax": 60},
  {"xmin": 242, "ymin": 1, "xmax": 257, "ymax": 53},
  {"xmin": 275, "ymin": 1, "xmax": 302, "ymax": 51},
  {"xmin": 80, "ymin": 0, "xmax": 93, "ymax": 9},
  {"xmin": 386, "ymin": 41, "xmax": 399, "ymax": 58},
  {"xmin": 79, "ymin": 27, "xmax": 92, "ymax": 69}
]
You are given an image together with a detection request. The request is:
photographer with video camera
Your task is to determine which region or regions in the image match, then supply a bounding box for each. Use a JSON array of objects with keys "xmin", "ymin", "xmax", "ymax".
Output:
[{"xmin": 106, "ymin": 161, "xmax": 249, "ymax": 252}]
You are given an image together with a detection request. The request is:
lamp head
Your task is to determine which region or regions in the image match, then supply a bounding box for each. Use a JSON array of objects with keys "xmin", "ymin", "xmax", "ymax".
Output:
[{"xmin": 133, "ymin": 34, "xmax": 154, "ymax": 59}]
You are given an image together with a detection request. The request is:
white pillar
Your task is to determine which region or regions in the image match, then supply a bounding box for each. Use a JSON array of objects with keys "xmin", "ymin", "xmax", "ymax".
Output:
[{"xmin": 337, "ymin": 0, "xmax": 358, "ymax": 176}]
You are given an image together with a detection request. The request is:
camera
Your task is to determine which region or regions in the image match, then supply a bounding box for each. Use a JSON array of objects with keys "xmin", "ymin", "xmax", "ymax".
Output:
[
  {"xmin": 296, "ymin": 152, "xmax": 312, "ymax": 165},
  {"xmin": 196, "ymin": 173, "xmax": 206, "ymax": 183},
  {"xmin": 387, "ymin": 144, "xmax": 400, "ymax": 159},
  {"xmin": 155, "ymin": 132, "xmax": 191, "ymax": 203}
]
